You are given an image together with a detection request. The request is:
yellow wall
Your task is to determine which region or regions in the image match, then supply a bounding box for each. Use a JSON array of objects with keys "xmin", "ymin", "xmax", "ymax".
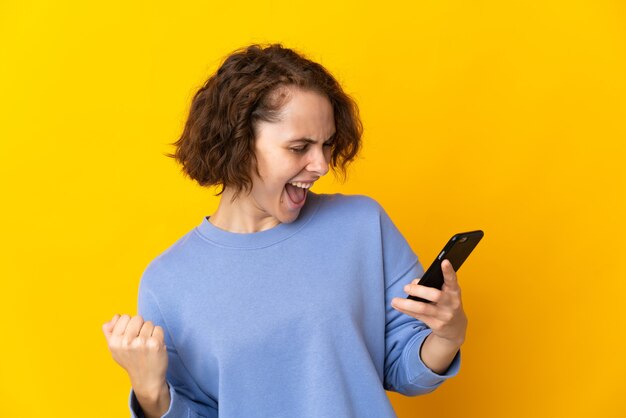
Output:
[{"xmin": 1, "ymin": 1, "xmax": 625, "ymax": 417}]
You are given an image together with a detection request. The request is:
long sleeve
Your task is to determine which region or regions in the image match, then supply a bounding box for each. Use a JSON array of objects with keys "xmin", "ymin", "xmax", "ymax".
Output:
[
  {"xmin": 128, "ymin": 271, "xmax": 218, "ymax": 418},
  {"xmin": 378, "ymin": 205, "xmax": 461, "ymax": 396},
  {"xmin": 129, "ymin": 381, "xmax": 207, "ymax": 418},
  {"xmin": 122, "ymin": 192, "xmax": 462, "ymax": 417}
]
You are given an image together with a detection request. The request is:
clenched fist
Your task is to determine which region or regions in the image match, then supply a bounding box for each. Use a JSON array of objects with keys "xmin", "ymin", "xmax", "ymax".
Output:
[{"xmin": 102, "ymin": 314, "xmax": 169, "ymax": 395}]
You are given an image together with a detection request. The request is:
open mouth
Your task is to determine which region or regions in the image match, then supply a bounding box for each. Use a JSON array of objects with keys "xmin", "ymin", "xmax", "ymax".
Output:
[{"xmin": 284, "ymin": 181, "xmax": 312, "ymax": 207}]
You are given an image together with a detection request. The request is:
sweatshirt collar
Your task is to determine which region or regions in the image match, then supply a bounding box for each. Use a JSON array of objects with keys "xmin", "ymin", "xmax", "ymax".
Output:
[{"xmin": 194, "ymin": 191, "xmax": 322, "ymax": 249}]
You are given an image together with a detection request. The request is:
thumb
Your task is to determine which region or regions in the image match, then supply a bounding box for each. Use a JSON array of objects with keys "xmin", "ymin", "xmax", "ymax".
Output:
[{"xmin": 441, "ymin": 259, "xmax": 459, "ymax": 289}]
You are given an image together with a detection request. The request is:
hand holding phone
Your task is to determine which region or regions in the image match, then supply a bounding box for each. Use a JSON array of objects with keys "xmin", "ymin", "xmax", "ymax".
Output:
[{"xmin": 408, "ymin": 230, "xmax": 484, "ymax": 303}]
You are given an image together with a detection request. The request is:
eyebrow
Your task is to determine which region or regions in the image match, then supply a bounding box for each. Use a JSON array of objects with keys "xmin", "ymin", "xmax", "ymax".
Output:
[{"xmin": 286, "ymin": 133, "xmax": 336, "ymax": 144}]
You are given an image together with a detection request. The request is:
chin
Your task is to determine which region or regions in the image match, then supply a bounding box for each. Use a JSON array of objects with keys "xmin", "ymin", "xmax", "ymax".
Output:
[
  {"xmin": 278, "ymin": 209, "xmax": 301, "ymax": 224},
  {"xmin": 280, "ymin": 214, "xmax": 299, "ymax": 224}
]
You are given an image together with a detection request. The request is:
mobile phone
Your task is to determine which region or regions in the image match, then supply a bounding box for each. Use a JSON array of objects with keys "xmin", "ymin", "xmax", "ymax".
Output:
[{"xmin": 407, "ymin": 230, "xmax": 484, "ymax": 303}]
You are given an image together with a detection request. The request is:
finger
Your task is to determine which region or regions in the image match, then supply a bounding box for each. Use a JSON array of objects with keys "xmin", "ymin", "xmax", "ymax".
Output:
[
  {"xmin": 102, "ymin": 314, "xmax": 120, "ymax": 333},
  {"xmin": 102, "ymin": 314, "xmax": 120, "ymax": 335},
  {"xmin": 139, "ymin": 320, "xmax": 155, "ymax": 339},
  {"xmin": 111, "ymin": 314, "xmax": 131, "ymax": 336},
  {"xmin": 391, "ymin": 301, "xmax": 438, "ymax": 327},
  {"xmin": 411, "ymin": 277, "xmax": 420, "ymax": 285},
  {"xmin": 441, "ymin": 259, "xmax": 460, "ymax": 291},
  {"xmin": 124, "ymin": 315, "xmax": 145, "ymax": 340},
  {"xmin": 403, "ymin": 283, "xmax": 442, "ymax": 303},
  {"xmin": 151, "ymin": 325, "xmax": 165, "ymax": 344},
  {"xmin": 391, "ymin": 297, "xmax": 439, "ymax": 317}
]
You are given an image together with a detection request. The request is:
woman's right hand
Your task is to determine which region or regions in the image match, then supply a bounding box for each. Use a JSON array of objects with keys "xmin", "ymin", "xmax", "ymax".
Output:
[{"xmin": 102, "ymin": 314, "xmax": 169, "ymax": 395}]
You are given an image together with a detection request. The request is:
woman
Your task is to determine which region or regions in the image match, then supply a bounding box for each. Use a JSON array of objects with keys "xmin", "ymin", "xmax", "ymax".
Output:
[{"xmin": 102, "ymin": 43, "xmax": 467, "ymax": 418}]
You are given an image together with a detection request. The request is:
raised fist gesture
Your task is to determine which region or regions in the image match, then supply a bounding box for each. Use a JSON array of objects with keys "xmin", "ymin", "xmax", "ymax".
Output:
[{"xmin": 102, "ymin": 314, "xmax": 169, "ymax": 394}]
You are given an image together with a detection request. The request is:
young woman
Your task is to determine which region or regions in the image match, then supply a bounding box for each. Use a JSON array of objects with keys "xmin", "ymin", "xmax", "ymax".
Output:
[{"xmin": 102, "ymin": 43, "xmax": 467, "ymax": 418}]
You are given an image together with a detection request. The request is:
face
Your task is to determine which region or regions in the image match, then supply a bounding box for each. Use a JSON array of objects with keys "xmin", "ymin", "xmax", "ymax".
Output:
[{"xmin": 246, "ymin": 87, "xmax": 336, "ymax": 225}]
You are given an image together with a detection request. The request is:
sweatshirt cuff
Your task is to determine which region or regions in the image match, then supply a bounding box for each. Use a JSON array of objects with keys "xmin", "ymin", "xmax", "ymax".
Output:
[
  {"xmin": 129, "ymin": 382, "xmax": 189, "ymax": 418},
  {"xmin": 405, "ymin": 330, "xmax": 461, "ymax": 388}
]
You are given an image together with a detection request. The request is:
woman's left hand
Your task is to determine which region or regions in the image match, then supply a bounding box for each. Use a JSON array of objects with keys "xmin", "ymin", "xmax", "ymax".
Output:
[{"xmin": 391, "ymin": 259, "xmax": 468, "ymax": 346}]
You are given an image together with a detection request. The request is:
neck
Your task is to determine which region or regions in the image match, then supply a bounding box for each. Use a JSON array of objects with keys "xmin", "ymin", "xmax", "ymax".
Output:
[{"xmin": 209, "ymin": 187, "xmax": 281, "ymax": 233}]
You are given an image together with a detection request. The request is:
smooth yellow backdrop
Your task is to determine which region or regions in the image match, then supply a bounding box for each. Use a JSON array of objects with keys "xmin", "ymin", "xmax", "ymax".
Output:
[{"xmin": 1, "ymin": 1, "xmax": 625, "ymax": 417}]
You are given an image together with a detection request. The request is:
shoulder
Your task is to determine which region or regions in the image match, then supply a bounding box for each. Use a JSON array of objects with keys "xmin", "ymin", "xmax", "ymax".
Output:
[
  {"xmin": 138, "ymin": 229, "xmax": 198, "ymax": 293},
  {"xmin": 315, "ymin": 192, "xmax": 384, "ymax": 217},
  {"xmin": 314, "ymin": 192, "xmax": 406, "ymax": 240},
  {"xmin": 307, "ymin": 192, "xmax": 391, "ymax": 236}
]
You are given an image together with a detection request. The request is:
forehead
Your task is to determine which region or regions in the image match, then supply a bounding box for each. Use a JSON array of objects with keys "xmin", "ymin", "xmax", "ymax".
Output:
[{"xmin": 270, "ymin": 87, "xmax": 335, "ymax": 135}]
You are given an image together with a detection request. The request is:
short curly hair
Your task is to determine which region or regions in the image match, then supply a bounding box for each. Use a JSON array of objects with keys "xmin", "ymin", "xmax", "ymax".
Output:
[{"xmin": 164, "ymin": 43, "xmax": 363, "ymax": 200}]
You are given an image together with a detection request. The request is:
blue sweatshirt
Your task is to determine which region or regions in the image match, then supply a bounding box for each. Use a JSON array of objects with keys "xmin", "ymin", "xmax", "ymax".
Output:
[{"xmin": 128, "ymin": 192, "xmax": 460, "ymax": 417}]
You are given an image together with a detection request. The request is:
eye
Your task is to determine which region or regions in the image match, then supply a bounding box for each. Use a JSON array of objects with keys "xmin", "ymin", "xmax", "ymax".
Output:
[
  {"xmin": 289, "ymin": 142, "xmax": 333, "ymax": 154},
  {"xmin": 290, "ymin": 146, "xmax": 308, "ymax": 153}
]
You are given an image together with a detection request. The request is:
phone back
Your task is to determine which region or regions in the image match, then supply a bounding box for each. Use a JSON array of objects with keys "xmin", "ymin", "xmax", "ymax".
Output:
[{"xmin": 408, "ymin": 230, "xmax": 483, "ymax": 303}]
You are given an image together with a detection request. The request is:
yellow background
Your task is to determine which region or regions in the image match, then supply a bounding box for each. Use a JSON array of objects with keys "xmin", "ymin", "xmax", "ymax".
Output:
[{"xmin": 1, "ymin": 1, "xmax": 625, "ymax": 417}]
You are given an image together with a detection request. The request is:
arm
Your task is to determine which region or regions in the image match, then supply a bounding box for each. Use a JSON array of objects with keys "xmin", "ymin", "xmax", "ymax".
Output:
[
  {"xmin": 376, "ymin": 204, "xmax": 462, "ymax": 395},
  {"xmin": 129, "ymin": 270, "xmax": 218, "ymax": 418},
  {"xmin": 127, "ymin": 320, "xmax": 217, "ymax": 418},
  {"xmin": 420, "ymin": 332, "xmax": 462, "ymax": 375},
  {"xmin": 392, "ymin": 259, "xmax": 467, "ymax": 375},
  {"xmin": 383, "ymin": 263, "xmax": 462, "ymax": 396},
  {"xmin": 131, "ymin": 381, "xmax": 171, "ymax": 418},
  {"xmin": 130, "ymin": 378, "xmax": 212, "ymax": 418}
]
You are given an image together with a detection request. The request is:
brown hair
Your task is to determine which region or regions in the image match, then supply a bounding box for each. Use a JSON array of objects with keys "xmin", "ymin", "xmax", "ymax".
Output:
[{"xmin": 165, "ymin": 43, "xmax": 363, "ymax": 200}]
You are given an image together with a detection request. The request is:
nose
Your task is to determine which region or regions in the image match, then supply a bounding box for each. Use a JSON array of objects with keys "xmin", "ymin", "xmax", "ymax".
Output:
[{"xmin": 306, "ymin": 145, "xmax": 330, "ymax": 177}]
